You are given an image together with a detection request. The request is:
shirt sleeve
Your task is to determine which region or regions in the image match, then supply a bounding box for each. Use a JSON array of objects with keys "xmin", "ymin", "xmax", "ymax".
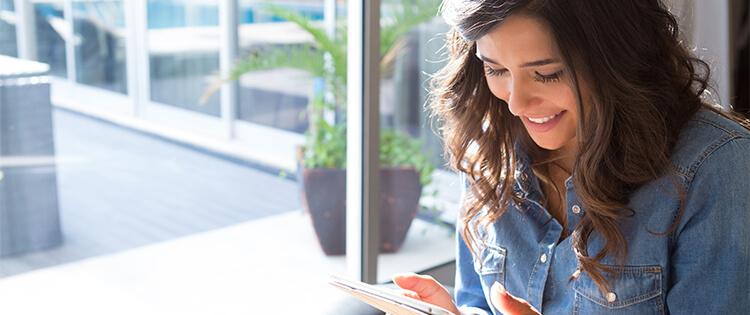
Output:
[
  {"xmin": 454, "ymin": 173, "xmax": 493, "ymax": 315},
  {"xmin": 455, "ymin": 230, "xmax": 493, "ymax": 315},
  {"xmin": 666, "ymin": 138, "xmax": 750, "ymax": 313}
]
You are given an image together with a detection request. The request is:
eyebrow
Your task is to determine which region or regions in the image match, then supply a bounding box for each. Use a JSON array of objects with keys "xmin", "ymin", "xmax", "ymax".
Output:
[{"xmin": 476, "ymin": 52, "xmax": 560, "ymax": 68}]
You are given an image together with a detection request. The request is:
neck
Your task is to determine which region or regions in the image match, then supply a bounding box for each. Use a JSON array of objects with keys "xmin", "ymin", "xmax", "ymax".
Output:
[{"xmin": 550, "ymin": 138, "xmax": 577, "ymax": 175}]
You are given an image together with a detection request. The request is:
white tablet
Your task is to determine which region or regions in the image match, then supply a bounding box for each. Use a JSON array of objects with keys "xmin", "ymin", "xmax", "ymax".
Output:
[{"xmin": 328, "ymin": 275, "xmax": 455, "ymax": 315}]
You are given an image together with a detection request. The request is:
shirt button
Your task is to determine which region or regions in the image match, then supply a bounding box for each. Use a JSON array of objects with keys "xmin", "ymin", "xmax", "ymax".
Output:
[
  {"xmin": 606, "ymin": 292, "xmax": 617, "ymax": 303},
  {"xmin": 540, "ymin": 253, "xmax": 548, "ymax": 263},
  {"xmin": 572, "ymin": 204, "xmax": 581, "ymax": 214}
]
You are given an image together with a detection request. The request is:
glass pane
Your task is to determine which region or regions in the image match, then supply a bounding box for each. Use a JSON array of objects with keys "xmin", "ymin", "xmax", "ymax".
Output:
[
  {"xmin": 0, "ymin": 0, "xmax": 17, "ymax": 57},
  {"xmin": 72, "ymin": 0, "xmax": 128, "ymax": 94},
  {"xmin": 147, "ymin": 0, "xmax": 220, "ymax": 116},
  {"xmin": 377, "ymin": 0, "xmax": 457, "ymax": 281},
  {"xmin": 233, "ymin": 0, "xmax": 353, "ymax": 303},
  {"xmin": 236, "ymin": 1, "xmax": 338, "ymax": 133},
  {"xmin": 33, "ymin": 1, "xmax": 67, "ymax": 77}
]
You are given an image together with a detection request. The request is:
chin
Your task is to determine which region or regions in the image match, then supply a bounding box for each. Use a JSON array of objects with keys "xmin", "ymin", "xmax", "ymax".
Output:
[{"xmin": 531, "ymin": 138, "xmax": 566, "ymax": 151}]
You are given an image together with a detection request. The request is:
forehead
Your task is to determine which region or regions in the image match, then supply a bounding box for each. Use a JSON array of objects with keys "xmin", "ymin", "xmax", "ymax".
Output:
[{"xmin": 475, "ymin": 14, "xmax": 559, "ymax": 64}]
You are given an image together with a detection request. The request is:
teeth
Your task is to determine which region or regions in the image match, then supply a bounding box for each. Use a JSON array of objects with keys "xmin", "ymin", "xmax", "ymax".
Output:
[{"xmin": 527, "ymin": 113, "xmax": 559, "ymax": 124}]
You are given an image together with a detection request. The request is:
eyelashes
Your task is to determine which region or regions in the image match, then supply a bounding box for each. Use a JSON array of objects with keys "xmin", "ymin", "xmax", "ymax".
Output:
[
  {"xmin": 483, "ymin": 65, "xmax": 564, "ymax": 84},
  {"xmin": 484, "ymin": 65, "xmax": 507, "ymax": 77},
  {"xmin": 534, "ymin": 70, "xmax": 563, "ymax": 83}
]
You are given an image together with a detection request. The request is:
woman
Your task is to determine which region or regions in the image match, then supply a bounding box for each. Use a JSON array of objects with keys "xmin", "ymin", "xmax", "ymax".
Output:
[{"xmin": 392, "ymin": 0, "xmax": 750, "ymax": 314}]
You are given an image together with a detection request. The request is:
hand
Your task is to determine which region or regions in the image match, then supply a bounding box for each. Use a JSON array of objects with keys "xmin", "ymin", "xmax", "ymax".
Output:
[
  {"xmin": 391, "ymin": 273, "xmax": 461, "ymax": 315},
  {"xmin": 489, "ymin": 282, "xmax": 541, "ymax": 315}
]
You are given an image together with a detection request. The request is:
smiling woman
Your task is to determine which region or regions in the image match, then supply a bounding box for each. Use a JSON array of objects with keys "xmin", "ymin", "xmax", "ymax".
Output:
[{"xmin": 391, "ymin": 0, "xmax": 750, "ymax": 314}]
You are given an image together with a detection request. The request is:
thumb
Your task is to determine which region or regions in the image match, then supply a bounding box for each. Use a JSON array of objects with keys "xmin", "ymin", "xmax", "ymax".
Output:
[
  {"xmin": 393, "ymin": 273, "xmax": 460, "ymax": 315},
  {"xmin": 392, "ymin": 273, "xmax": 444, "ymax": 299},
  {"xmin": 490, "ymin": 282, "xmax": 541, "ymax": 315},
  {"xmin": 393, "ymin": 273, "xmax": 437, "ymax": 296}
]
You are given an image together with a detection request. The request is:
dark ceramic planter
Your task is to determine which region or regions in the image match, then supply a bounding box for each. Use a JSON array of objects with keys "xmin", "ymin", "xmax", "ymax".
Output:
[{"xmin": 301, "ymin": 166, "xmax": 422, "ymax": 256}]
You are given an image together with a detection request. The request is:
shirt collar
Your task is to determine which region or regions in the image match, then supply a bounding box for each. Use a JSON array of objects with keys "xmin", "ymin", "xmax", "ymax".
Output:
[{"xmin": 511, "ymin": 144, "xmax": 576, "ymax": 208}]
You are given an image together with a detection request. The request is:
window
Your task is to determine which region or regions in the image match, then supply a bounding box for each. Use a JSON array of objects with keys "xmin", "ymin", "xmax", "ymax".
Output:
[
  {"xmin": 0, "ymin": 0, "xmax": 17, "ymax": 57},
  {"xmin": 73, "ymin": 0, "xmax": 128, "ymax": 93},
  {"xmin": 0, "ymin": 1, "xmax": 458, "ymax": 313},
  {"xmin": 33, "ymin": 1, "xmax": 67, "ymax": 77},
  {"xmin": 147, "ymin": 0, "xmax": 220, "ymax": 116}
]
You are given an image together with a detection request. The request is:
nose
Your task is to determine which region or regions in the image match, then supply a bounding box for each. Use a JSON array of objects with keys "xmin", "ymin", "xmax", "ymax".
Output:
[{"xmin": 504, "ymin": 79, "xmax": 533, "ymax": 117}]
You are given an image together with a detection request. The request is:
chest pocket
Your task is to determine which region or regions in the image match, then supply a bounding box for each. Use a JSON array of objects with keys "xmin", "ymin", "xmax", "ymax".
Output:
[
  {"xmin": 473, "ymin": 242, "xmax": 506, "ymax": 288},
  {"xmin": 573, "ymin": 265, "xmax": 664, "ymax": 315}
]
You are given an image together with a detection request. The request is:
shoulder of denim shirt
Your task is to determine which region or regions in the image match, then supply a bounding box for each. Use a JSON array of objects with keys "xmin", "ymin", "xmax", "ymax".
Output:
[{"xmin": 669, "ymin": 107, "xmax": 750, "ymax": 184}]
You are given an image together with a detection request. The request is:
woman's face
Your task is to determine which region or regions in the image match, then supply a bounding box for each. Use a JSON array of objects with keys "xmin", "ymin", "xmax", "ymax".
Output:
[{"xmin": 476, "ymin": 14, "xmax": 579, "ymax": 153}]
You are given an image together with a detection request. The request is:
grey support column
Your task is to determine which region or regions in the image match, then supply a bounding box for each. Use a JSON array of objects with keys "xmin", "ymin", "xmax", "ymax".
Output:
[{"xmin": 0, "ymin": 56, "xmax": 62, "ymax": 257}]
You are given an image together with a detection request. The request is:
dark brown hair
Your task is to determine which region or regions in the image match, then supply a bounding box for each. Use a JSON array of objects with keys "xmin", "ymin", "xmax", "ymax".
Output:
[{"xmin": 431, "ymin": 0, "xmax": 749, "ymax": 292}]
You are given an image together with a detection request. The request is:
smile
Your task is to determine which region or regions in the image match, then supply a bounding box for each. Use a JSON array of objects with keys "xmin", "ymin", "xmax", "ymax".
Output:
[
  {"xmin": 522, "ymin": 110, "xmax": 567, "ymax": 133},
  {"xmin": 526, "ymin": 112, "xmax": 563, "ymax": 124}
]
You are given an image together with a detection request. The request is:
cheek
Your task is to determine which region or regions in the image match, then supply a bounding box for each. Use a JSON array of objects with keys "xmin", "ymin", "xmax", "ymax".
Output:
[
  {"xmin": 555, "ymin": 87, "xmax": 579, "ymax": 135},
  {"xmin": 547, "ymin": 85, "xmax": 578, "ymax": 112},
  {"xmin": 486, "ymin": 78, "xmax": 508, "ymax": 102}
]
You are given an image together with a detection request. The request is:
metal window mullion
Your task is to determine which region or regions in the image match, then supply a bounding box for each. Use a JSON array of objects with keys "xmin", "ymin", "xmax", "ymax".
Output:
[
  {"xmin": 347, "ymin": 0, "xmax": 381, "ymax": 284},
  {"xmin": 14, "ymin": 0, "xmax": 37, "ymax": 60},
  {"xmin": 219, "ymin": 0, "xmax": 238, "ymax": 139},
  {"xmin": 325, "ymin": 0, "xmax": 337, "ymax": 36},
  {"xmin": 123, "ymin": 0, "xmax": 140, "ymax": 116},
  {"xmin": 133, "ymin": 0, "xmax": 149, "ymax": 116},
  {"xmin": 63, "ymin": 0, "xmax": 76, "ymax": 83}
]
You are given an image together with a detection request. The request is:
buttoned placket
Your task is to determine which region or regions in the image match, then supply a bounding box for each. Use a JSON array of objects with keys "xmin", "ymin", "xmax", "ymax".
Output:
[
  {"xmin": 522, "ymin": 198, "xmax": 564, "ymax": 311},
  {"xmin": 523, "ymin": 176, "xmax": 584, "ymax": 311},
  {"xmin": 513, "ymin": 164, "xmax": 578, "ymax": 311},
  {"xmin": 564, "ymin": 177, "xmax": 584, "ymax": 233}
]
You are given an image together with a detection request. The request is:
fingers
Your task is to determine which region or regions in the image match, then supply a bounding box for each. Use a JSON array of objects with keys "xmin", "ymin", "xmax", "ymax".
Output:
[
  {"xmin": 392, "ymin": 273, "xmax": 460, "ymax": 315},
  {"xmin": 490, "ymin": 282, "xmax": 541, "ymax": 315},
  {"xmin": 392, "ymin": 273, "xmax": 444, "ymax": 299},
  {"xmin": 392, "ymin": 288, "xmax": 421, "ymax": 300}
]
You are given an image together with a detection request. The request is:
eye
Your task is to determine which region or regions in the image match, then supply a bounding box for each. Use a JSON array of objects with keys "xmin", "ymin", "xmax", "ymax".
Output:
[
  {"xmin": 484, "ymin": 65, "xmax": 507, "ymax": 77},
  {"xmin": 534, "ymin": 70, "xmax": 564, "ymax": 83}
]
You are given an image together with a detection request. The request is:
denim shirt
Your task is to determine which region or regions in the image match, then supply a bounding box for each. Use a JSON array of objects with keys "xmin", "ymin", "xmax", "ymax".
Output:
[{"xmin": 454, "ymin": 109, "xmax": 750, "ymax": 314}]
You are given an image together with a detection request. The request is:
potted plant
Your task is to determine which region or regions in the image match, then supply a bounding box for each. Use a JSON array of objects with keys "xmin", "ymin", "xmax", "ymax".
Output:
[
  {"xmin": 301, "ymin": 129, "xmax": 435, "ymax": 255},
  {"xmin": 208, "ymin": 1, "xmax": 440, "ymax": 255}
]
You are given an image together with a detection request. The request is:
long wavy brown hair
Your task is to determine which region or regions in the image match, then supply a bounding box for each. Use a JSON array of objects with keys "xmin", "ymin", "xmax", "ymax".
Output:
[{"xmin": 431, "ymin": 0, "xmax": 750, "ymax": 292}]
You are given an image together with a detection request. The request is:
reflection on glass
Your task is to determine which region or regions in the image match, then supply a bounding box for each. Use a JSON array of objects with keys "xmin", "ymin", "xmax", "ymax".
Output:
[
  {"xmin": 147, "ymin": 0, "xmax": 220, "ymax": 116},
  {"xmin": 236, "ymin": 1, "xmax": 334, "ymax": 133},
  {"xmin": 377, "ymin": 0, "xmax": 456, "ymax": 281},
  {"xmin": 34, "ymin": 1, "xmax": 67, "ymax": 77},
  {"xmin": 72, "ymin": 1, "xmax": 127, "ymax": 94},
  {"xmin": 380, "ymin": 0, "xmax": 449, "ymax": 170},
  {"xmin": 0, "ymin": 0, "xmax": 17, "ymax": 57}
]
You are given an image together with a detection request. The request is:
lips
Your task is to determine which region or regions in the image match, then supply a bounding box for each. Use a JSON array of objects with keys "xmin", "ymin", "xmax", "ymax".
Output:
[{"xmin": 522, "ymin": 110, "xmax": 566, "ymax": 133}]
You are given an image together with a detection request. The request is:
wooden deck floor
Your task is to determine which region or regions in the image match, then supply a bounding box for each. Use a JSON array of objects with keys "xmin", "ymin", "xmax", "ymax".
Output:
[{"xmin": 0, "ymin": 109, "xmax": 301, "ymax": 277}]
